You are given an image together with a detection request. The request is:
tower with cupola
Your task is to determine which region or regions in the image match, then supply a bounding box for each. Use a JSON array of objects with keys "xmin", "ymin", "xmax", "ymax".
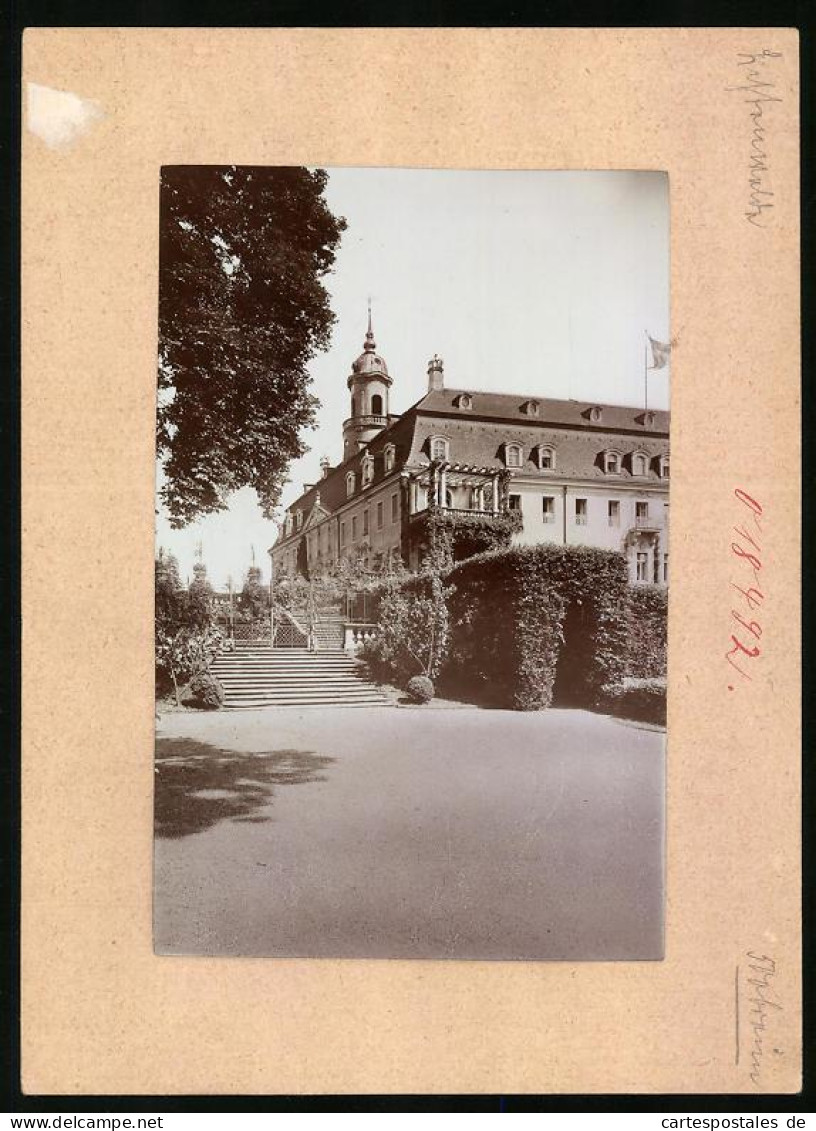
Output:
[{"xmin": 342, "ymin": 305, "xmax": 393, "ymax": 460}]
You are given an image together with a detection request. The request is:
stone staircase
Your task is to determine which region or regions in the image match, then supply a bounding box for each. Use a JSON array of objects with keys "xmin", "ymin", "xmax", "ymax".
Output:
[{"xmin": 210, "ymin": 645, "xmax": 392, "ymax": 710}]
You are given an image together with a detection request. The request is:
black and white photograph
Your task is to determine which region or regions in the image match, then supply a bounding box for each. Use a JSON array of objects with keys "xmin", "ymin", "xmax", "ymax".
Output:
[{"xmin": 154, "ymin": 166, "xmax": 670, "ymax": 961}]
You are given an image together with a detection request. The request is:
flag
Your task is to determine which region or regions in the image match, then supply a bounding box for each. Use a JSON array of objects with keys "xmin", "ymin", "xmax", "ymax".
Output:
[{"xmin": 648, "ymin": 335, "xmax": 672, "ymax": 369}]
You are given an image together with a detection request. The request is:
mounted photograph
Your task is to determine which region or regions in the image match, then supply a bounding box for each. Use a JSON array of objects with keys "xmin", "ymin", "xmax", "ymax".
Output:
[{"xmin": 154, "ymin": 166, "xmax": 670, "ymax": 960}]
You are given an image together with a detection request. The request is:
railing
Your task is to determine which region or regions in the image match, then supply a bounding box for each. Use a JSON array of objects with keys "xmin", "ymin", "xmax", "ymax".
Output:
[
  {"xmin": 409, "ymin": 506, "xmax": 501, "ymax": 519},
  {"xmin": 344, "ymin": 623, "xmax": 378, "ymax": 652},
  {"xmin": 342, "ymin": 414, "xmax": 388, "ymax": 430},
  {"xmin": 634, "ymin": 515, "xmax": 662, "ymax": 530}
]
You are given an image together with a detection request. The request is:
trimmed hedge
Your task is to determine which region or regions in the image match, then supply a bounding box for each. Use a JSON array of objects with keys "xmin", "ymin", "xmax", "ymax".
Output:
[
  {"xmin": 626, "ymin": 585, "xmax": 668, "ymax": 679},
  {"xmin": 406, "ymin": 675, "xmax": 435, "ymax": 703},
  {"xmin": 605, "ymin": 678, "xmax": 667, "ymax": 726},
  {"xmin": 445, "ymin": 544, "xmax": 630, "ymax": 711}
]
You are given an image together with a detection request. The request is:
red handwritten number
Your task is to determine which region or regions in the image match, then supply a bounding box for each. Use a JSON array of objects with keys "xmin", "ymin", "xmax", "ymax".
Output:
[
  {"xmin": 731, "ymin": 542, "xmax": 762, "ymax": 572},
  {"xmin": 735, "ymin": 488, "xmax": 763, "ymax": 516},
  {"xmin": 728, "ymin": 488, "xmax": 764, "ymax": 689}
]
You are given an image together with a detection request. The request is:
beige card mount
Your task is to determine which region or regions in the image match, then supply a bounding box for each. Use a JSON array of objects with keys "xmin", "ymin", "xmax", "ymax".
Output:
[{"xmin": 21, "ymin": 28, "xmax": 800, "ymax": 1095}]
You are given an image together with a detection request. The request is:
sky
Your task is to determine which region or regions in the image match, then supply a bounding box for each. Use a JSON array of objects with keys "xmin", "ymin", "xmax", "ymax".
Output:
[{"xmin": 156, "ymin": 168, "xmax": 670, "ymax": 590}]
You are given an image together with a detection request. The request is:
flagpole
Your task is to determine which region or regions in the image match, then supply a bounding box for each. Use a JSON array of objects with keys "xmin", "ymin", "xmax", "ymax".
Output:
[{"xmin": 644, "ymin": 331, "xmax": 649, "ymax": 412}]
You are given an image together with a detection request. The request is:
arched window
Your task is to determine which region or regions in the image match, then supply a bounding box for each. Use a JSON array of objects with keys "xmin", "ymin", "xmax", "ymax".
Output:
[
  {"xmin": 346, "ymin": 471, "xmax": 356, "ymax": 498},
  {"xmin": 659, "ymin": 454, "xmax": 670, "ymax": 479},
  {"xmin": 632, "ymin": 452, "xmax": 648, "ymax": 477},
  {"xmin": 589, "ymin": 406, "xmax": 603, "ymax": 423},
  {"xmin": 361, "ymin": 455, "xmax": 374, "ymax": 487},
  {"xmin": 371, "ymin": 393, "xmax": 383, "ymax": 416},
  {"xmin": 505, "ymin": 443, "xmax": 523, "ymax": 469},
  {"xmin": 456, "ymin": 393, "xmax": 473, "ymax": 410},
  {"xmin": 351, "ymin": 395, "xmax": 356, "ymax": 416},
  {"xmin": 537, "ymin": 445, "xmax": 556, "ymax": 470},
  {"xmin": 384, "ymin": 444, "xmax": 396, "ymax": 473},
  {"xmin": 430, "ymin": 436, "xmax": 449, "ymax": 462},
  {"xmin": 604, "ymin": 451, "xmax": 622, "ymax": 475},
  {"xmin": 522, "ymin": 399, "xmax": 540, "ymax": 416}
]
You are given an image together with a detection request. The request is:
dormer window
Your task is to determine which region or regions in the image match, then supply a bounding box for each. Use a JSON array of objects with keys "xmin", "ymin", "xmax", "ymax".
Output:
[
  {"xmin": 632, "ymin": 451, "xmax": 649, "ymax": 477},
  {"xmin": 604, "ymin": 450, "xmax": 622, "ymax": 475},
  {"xmin": 284, "ymin": 513, "xmax": 293, "ymax": 536},
  {"xmin": 522, "ymin": 399, "xmax": 540, "ymax": 417},
  {"xmin": 346, "ymin": 471, "xmax": 356, "ymax": 498},
  {"xmin": 536, "ymin": 444, "xmax": 556, "ymax": 471},
  {"xmin": 659, "ymin": 454, "xmax": 670, "ymax": 479},
  {"xmin": 384, "ymin": 443, "xmax": 396, "ymax": 473},
  {"xmin": 430, "ymin": 436, "xmax": 449, "ymax": 462},
  {"xmin": 361, "ymin": 454, "xmax": 374, "ymax": 487},
  {"xmin": 295, "ymin": 510, "xmax": 303, "ymax": 530},
  {"xmin": 505, "ymin": 442, "xmax": 523, "ymax": 469},
  {"xmin": 589, "ymin": 406, "xmax": 603, "ymax": 424},
  {"xmin": 455, "ymin": 393, "xmax": 473, "ymax": 410}
]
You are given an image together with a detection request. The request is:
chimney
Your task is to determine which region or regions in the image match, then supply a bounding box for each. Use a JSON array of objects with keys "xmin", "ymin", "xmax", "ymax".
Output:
[
  {"xmin": 427, "ymin": 354, "xmax": 444, "ymax": 392},
  {"xmin": 319, "ymin": 456, "xmax": 331, "ymax": 479},
  {"xmin": 302, "ymin": 482, "xmax": 315, "ymax": 494}
]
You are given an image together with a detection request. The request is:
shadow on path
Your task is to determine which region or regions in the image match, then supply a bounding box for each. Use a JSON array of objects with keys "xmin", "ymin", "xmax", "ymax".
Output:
[{"xmin": 155, "ymin": 738, "xmax": 334, "ymax": 839}]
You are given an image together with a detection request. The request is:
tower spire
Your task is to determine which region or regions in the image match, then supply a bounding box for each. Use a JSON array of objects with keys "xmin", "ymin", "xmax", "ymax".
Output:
[{"xmin": 364, "ymin": 297, "xmax": 375, "ymax": 352}]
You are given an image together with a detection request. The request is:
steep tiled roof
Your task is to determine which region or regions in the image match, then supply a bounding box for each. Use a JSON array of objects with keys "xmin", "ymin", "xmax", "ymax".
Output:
[
  {"xmin": 416, "ymin": 388, "xmax": 669, "ymax": 434},
  {"xmin": 273, "ymin": 389, "xmax": 669, "ymax": 549}
]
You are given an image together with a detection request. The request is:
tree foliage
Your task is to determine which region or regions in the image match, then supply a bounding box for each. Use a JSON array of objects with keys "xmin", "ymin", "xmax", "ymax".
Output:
[
  {"xmin": 158, "ymin": 165, "xmax": 346, "ymax": 527},
  {"xmin": 237, "ymin": 564, "xmax": 269, "ymax": 623},
  {"xmin": 155, "ymin": 550, "xmax": 222, "ymax": 704}
]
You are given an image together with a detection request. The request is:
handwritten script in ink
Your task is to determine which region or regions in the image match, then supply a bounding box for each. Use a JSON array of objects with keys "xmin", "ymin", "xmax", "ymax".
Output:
[
  {"xmin": 726, "ymin": 50, "xmax": 783, "ymax": 228},
  {"xmin": 742, "ymin": 953, "xmax": 782, "ymax": 1087},
  {"xmin": 726, "ymin": 488, "xmax": 764, "ymax": 690}
]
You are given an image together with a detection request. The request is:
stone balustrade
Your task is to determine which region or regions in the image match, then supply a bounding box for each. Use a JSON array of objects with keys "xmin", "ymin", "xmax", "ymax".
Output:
[{"xmin": 344, "ymin": 623, "xmax": 379, "ymax": 652}]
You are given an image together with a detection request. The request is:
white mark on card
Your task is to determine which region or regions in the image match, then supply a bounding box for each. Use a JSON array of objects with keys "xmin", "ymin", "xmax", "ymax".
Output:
[{"xmin": 27, "ymin": 82, "xmax": 104, "ymax": 149}]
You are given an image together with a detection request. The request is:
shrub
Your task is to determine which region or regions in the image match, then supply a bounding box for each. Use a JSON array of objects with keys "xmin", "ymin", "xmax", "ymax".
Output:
[
  {"xmin": 626, "ymin": 585, "xmax": 668, "ymax": 679},
  {"xmin": 604, "ymin": 678, "xmax": 666, "ymax": 726},
  {"xmin": 366, "ymin": 570, "xmax": 452, "ymax": 683},
  {"xmin": 187, "ymin": 669, "xmax": 225, "ymax": 710},
  {"xmin": 446, "ymin": 544, "xmax": 630, "ymax": 711},
  {"xmin": 406, "ymin": 675, "xmax": 434, "ymax": 703},
  {"xmin": 409, "ymin": 507, "xmax": 522, "ymax": 567}
]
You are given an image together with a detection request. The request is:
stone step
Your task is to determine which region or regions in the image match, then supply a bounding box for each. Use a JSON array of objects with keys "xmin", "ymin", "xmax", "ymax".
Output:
[
  {"xmin": 210, "ymin": 645, "xmax": 389, "ymax": 709},
  {"xmin": 211, "ymin": 678, "xmax": 378, "ymax": 687},
  {"xmin": 220, "ymin": 696, "xmax": 389, "ymax": 705}
]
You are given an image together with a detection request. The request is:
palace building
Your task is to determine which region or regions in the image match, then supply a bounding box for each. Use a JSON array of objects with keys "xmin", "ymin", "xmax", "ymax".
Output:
[{"xmin": 270, "ymin": 316, "xmax": 670, "ymax": 586}]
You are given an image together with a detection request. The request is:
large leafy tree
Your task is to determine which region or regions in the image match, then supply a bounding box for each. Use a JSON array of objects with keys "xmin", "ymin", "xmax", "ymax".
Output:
[{"xmin": 158, "ymin": 166, "xmax": 346, "ymax": 527}]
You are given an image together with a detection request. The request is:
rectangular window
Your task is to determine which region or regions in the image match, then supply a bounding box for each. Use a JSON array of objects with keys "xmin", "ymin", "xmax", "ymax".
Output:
[
  {"xmin": 608, "ymin": 500, "xmax": 620, "ymax": 526},
  {"xmin": 391, "ymin": 493, "xmax": 398, "ymax": 522},
  {"xmin": 542, "ymin": 496, "xmax": 555, "ymax": 522},
  {"xmin": 636, "ymin": 552, "xmax": 648, "ymax": 582},
  {"xmin": 509, "ymin": 493, "xmax": 521, "ymax": 511},
  {"xmin": 663, "ymin": 553, "xmax": 669, "ymax": 583},
  {"xmin": 636, "ymin": 501, "xmax": 649, "ymax": 520},
  {"xmin": 363, "ymin": 509, "xmax": 369, "ymax": 536},
  {"xmin": 352, "ymin": 516, "xmax": 358, "ymax": 541},
  {"xmin": 377, "ymin": 501, "xmax": 384, "ymax": 530},
  {"xmin": 340, "ymin": 522, "xmax": 346, "ymax": 546},
  {"xmin": 575, "ymin": 498, "xmax": 588, "ymax": 525}
]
